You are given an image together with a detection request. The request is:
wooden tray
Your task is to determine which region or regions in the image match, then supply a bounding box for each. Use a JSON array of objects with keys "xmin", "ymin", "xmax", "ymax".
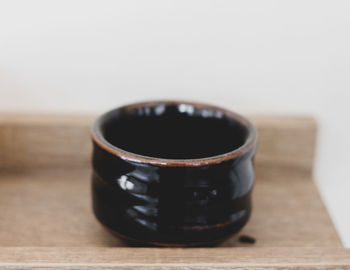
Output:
[{"xmin": 0, "ymin": 114, "xmax": 348, "ymax": 269}]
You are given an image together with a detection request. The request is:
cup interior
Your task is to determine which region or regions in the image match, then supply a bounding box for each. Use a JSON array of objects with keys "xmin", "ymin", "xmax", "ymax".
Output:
[{"xmin": 98, "ymin": 103, "xmax": 250, "ymax": 160}]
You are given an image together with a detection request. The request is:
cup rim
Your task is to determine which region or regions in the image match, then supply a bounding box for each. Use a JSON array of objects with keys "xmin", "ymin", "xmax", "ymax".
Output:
[{"xmin": 91, "ymin": 100, "xmax": 257, "ymax": 167}]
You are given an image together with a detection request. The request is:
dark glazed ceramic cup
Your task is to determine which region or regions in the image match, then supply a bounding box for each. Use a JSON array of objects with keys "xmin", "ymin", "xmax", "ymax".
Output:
[{"xmin": 91, "ymin": 101, "xmax": 257, "ymax": 246}]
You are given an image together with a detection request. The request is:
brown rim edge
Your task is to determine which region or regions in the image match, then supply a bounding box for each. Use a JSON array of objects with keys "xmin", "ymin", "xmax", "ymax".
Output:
[{"xmin": 91, "ymin": 100, "xmax": 257, "ymax": 167}]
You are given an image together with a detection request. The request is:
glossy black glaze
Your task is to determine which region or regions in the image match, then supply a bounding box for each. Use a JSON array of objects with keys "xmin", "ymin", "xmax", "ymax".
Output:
[{"xmin": 91, "ymin": 101, "xmax": 257, "ymax": 246}]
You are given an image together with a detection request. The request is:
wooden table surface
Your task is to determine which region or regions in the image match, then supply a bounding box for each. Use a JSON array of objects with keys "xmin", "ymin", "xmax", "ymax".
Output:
[{"xmin": 0, "ymin": 114, "xmax": 348, "ymax": 269}]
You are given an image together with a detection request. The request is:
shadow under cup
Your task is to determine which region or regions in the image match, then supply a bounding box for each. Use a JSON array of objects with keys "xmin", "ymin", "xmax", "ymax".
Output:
[{"xmin": 91, "ymin": 101, "xmax": 257, "ymax": 246}]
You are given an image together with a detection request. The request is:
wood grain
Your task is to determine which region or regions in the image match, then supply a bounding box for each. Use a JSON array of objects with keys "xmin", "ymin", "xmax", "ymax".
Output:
[
  {"xmin": 0, "ymin": 114, "xmax": 345, "ymax": 269},
  {"xmin": 0, "ymin": 167, "xmax": 341, "ymax": 247},
  {"xmin": 0, "ymin": 247, "xmax": 349, "ymax": 269},
  {"xmin": 253, "ymin": 116, "xmax": 317, "ymax": 174},
  {"xmin": 0, "ymin": 114, "xmax": 316, "ymax": 175},
  {"xmin": 0, "ymin": 114, "xmax": 94, "ymax": 171}
]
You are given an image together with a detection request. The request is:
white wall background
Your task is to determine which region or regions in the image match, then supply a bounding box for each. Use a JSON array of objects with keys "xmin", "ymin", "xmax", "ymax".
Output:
[{"xmin": 1, "ymin": 0, "xmax": 349, "ymax": 247}]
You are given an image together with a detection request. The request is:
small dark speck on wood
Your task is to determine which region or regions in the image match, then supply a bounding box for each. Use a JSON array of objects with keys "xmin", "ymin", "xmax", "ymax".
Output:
[{"xmin": 239, "ymin": 235, "xmax": 256, "ymax": 244}]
